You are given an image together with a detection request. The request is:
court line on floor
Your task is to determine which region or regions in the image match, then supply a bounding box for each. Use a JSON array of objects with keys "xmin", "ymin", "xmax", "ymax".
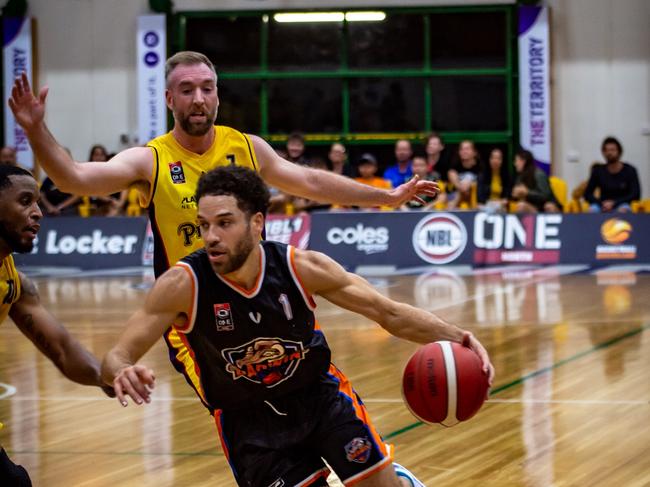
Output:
[{"xmin": 384, "ymin": 322, "xmax": 650, "ymax": 440}]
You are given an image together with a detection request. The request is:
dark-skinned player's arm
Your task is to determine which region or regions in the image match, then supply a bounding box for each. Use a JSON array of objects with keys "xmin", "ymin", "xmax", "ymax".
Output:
[
  {"xmin": 293, "ymin": 248, "xmax": 495, "ymax": 386},
  {"xmin": 250, "ymin": 134, "xmax": 438, "ymax": 208},
  {"xmin": 8, "ymin": 72, "xmax": 152, "ymax": 196},
  {"xmin": 9, "ymin": 273, "xmax": 114, "ymax": 397},
  {"xmin": 101, "ymin": 266, "xmax": 193, "ymax": 406}
]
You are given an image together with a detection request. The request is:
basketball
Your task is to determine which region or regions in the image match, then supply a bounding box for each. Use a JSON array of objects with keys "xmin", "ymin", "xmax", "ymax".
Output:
[{"xmin": 402, "ymin": 341, "xmax": 489, "ymax": 427}]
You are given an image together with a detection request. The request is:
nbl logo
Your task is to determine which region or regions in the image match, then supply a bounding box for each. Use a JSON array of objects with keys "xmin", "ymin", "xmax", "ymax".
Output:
[
  {"xmin": 412, "ymin": 214, "xmax": 467, "ymax": 264},
  {"xmin": 169, "ymin": 161, "xmax": 186, "ymax": 184}
]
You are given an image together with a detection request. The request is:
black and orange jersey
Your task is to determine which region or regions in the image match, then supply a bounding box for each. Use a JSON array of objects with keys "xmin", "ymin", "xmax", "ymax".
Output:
[
  {"xmin": 0, "ymin": 255, "xmax": 21, "ymax": 324},
  {"xmin": 166, "ymin": 241, "xmax": 331, "ymax": 412},
  {"xmin": 144, "ymin": 126, "xmax": 259, "ymax": 276}
]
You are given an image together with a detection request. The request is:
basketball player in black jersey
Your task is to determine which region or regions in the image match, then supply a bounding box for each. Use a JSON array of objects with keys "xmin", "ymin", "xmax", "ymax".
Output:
[{"xmin": 102, "ymin": 166, "xmax": 494, "ymax": 487}]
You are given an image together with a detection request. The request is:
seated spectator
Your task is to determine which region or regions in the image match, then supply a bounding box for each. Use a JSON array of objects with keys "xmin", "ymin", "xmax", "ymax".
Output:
[
  {"xmin": 477, "ymin": 148, "xmax": 512, "ymax": 212},
  {"xmin": 40, "ymin": 175, "xmax": 81, "ymax": 216},
  {"xmin": 87, "ymin": 144, "xmax": 126, "ymax": 216},
  {"xmin": 291, "ymin": 156, "xmax": 332, "ymax": 213},
  {"xmin": 0, "ymin": 146, "xmax": 17, "ymax": 166},
  {"xmin": 511, "ymin": 149, "xmax": 561, "ymax": 213},
  {"xmin": 403, "ymin": 155, "xmax": 444, "ymax": 210},
  {"xmin": 327, "ymin": 142, "xmax": 353, "ymax": 177},
  {"xmin": 286, "ymin": 132, "xmax": 310, "ymax": 166},
  {"xmin": 354, "ymin": 153, "xmax": 393, "ymax": 211},
  {"xmin": 447, "ymin": 140, "xmax": 482, "ymax": 210},
  {"xmin": 584, "ymin": 136, "xmax": 641, "ymax": 213},
  {"xmin": 383, "ymin": 139, "xmax": 413, "ymax": 188},
  {"xmin": 423, "ymin": 132, "xmax": 449, "ymax": 181}
]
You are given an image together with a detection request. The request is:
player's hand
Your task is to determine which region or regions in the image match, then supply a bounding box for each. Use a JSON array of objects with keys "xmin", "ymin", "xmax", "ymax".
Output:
[
  {"xmin": 388, "ymin": 175, "xmax": 440, "ymax": 207},
  {"xmin": 602, "ymin": 200, "xmax": 615, "ymax": 211},
  {"xmin": 461, "ymin": 332, "xmax": 495, "ymax": 392},
  {"xmin": 113, "ymin": 364, "xmax": 155, "ymax": 407},
  {"xmin": 8, "ymin": 72, "xmax": 48, "ymax": 132}
]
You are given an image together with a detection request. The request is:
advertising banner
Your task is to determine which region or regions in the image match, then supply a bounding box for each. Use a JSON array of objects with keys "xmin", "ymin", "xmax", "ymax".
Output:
[
  {"xmin": 265, "ymin": 214, "xmax": 311, "ymax": 249},
  {"xmin": 3, "ymin": 17, "xmax": 33, "ymax": 168},
  {"xmin": 519, "ymin": 6, "xmax": 551, "ymax": 174},
  {"xmin": 137, "ymin": 14, "xmax": 167, "ymax": 145},
  {"xmin": 310, "ymin": 211, "xmax": 650, "ymax": 272},
  {"xmin": 13, "ymin": 217, "xmax": 149, "ymax": 269}
]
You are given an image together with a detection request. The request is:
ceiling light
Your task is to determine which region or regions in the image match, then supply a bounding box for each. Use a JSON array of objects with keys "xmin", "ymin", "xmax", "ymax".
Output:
[{"xmin": 273, "ymin": 11, "xmax": 386, "ymax": 23}]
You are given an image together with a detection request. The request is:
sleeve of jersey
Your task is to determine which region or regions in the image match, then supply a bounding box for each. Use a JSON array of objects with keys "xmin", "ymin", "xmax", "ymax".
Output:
[
  {"xmin": 172, "ymin": 262, "xmax": 199, "ymax": 333},
  {"xmin": 287, "ymin": 245, "xmax": 317, "ymax": 311},
  {"xmin": 139, "ymin": 145, "xmax": 159, "ymax": 208}
]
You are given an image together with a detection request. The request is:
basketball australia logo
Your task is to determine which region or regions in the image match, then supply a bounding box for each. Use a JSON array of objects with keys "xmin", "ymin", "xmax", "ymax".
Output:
[
  {"xmin": 222, "ymin": 337, "xmax": 306, "ymax": 387},
  {"xmin": 412, "ymin": 214, "xmax": 467, "ymax": 264}
]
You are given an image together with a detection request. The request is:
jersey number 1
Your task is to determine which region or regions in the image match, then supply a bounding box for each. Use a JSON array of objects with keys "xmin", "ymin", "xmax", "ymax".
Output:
[{"xmin": 278, "ymin": 294, "xmax": 293, "ymax": 320}]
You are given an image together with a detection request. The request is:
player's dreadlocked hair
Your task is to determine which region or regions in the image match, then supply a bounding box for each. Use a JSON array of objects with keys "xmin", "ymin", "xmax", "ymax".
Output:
[{"xmin": 196, "ymin": 166, "xmax": 270, "ymax": 217}]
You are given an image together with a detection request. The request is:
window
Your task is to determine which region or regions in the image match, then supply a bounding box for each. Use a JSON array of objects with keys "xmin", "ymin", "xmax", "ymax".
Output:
[{"xmin": 178, "ymin": 7, "xmax": 515, "ymax": 159}]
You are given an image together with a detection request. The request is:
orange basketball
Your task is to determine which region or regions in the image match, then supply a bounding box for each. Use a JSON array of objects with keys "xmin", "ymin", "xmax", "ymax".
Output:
[{"xmin": 402, "ymin": 341, "xmax": 488, "ymax": 427}]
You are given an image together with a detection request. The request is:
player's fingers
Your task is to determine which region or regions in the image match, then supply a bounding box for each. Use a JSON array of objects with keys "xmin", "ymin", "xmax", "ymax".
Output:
[
  {"xmin": 411, "ymin": 195, "xmax": 427, "ymax": 205},
  {"xmin": 21, "ymin": 71, "xmax": 31, "ymax": 93},
  {"xmin": 113, "ymin": 380, "xmax": 128, "ymax": 407},
  {"xmin": 123, "ymin": 369, "xmax": 149, "ymax": 403},
  {"xmin": 135, "ymin": 367, "xmax": 156, "ymax": 388},
  {"xmin": 39, "ymin": 86, "xmax": 49, "ymax": 104},
  {"xmin": 119, "ymin": 376, "xmax": 146, "ymax": 405},
  {"xmin": 13, "ymin": 78, "xmax": 23, "ymax": 98}
]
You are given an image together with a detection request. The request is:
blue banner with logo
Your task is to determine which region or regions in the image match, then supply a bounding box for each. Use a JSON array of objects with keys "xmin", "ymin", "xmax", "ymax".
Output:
[
  {"xmin": 309, "ymin": 211, "xmax": 650, "ymax": 272},
  {"xmin": 137, "ymin": 14, "xmax": 167, "ymax": 144},
  {"xmin": 519, "ymin": 6, "xmax": 552, "ymax": 174},
  {"xmin": 3, "ymin": 17, "xmax": 34, "ymax": 168},
  {"xmin": 13, "ymin": 217, "xmax": 149, "ymax": 269}
]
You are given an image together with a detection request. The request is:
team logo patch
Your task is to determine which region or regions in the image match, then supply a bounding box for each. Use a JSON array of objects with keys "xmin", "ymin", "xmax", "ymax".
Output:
[
  {"xmin": 222, "ymin": 337, "xmax": 307, "ymax": 387},
  {"xmin": 345, "ymin": 437, "xmax": 372, "ymax": 464},
  {"xmin": 214, "ymin": 303, "xmax": 235, "ymax": 331},
  {"xmin": 169, "ymin": 161, "xmax": 186, "ymax": 184}
]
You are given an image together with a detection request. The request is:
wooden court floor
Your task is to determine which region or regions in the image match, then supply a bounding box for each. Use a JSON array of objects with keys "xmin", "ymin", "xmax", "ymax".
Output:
[{"xmin": 1, "ymin": 267, "xmax": 649, "ymax": 486}]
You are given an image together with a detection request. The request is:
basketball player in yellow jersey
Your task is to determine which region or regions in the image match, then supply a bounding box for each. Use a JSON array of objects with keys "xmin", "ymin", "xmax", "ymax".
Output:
[
  {"xmin": 0, "ymin": 165, "xmax": 114, "ymax": 485},
  {"xmin": 9, "ymin": 51, "xmax": 439, "ymax": 274}
]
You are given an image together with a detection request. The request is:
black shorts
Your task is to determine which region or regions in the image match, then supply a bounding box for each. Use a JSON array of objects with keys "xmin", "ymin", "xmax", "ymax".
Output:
[
  {"xmin": 0, "ymin": 448, "xmax": 32, "ymax": 487},
  {"xmin": 214, "ymin": 364, "xmax": 393, "ymax": 487}
]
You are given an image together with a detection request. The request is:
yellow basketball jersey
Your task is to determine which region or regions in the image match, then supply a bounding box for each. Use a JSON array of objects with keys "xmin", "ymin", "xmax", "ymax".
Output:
[
  {"xmin": 144, "ymin": 126, "xmax": 259, "ymax": 275},
  {"xmin": 0, "ymin": 255, "xmax": 21, "ymax": 324}
]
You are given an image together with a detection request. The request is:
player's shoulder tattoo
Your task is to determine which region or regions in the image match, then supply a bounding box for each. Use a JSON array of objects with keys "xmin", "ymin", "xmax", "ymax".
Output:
[{"xmin": 18, "ymin": 272, "xmax": 40, "ymax": 300}]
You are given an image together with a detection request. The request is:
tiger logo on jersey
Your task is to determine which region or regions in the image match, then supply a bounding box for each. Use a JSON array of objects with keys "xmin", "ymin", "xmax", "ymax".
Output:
[
  {"xmin": 222, "ymin": 337, "xmax": 307, "ymax": 387},
  {"xmin": 345, "ymin": 437, "xmax": 372, "ymax": 464}
]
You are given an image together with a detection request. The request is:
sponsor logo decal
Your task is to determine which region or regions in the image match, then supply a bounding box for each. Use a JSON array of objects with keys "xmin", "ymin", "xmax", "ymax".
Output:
[
  {"xmin": 249, "ymin": 311, "xmax": 262, "ymax": 324},
  {"xmin": 596, "ymin": 219, "xmax": 636, "ymax": 260},
  {"xmin": 177, "ymin": 222, "xmax": 201, "ymax": 247},
  {"xmin": 181, "ymin": 195, "xmax": 197, "ymax": 210},
  {"xmin": 472, "ymin": 214, "xmax": 561, "ymax": 264},
  {"xmin": 222, "ymin": 337, "xmax": 307, "ymax": 387},
  {"xmin": 345, "ymin": 437, "xmax": 372, "ymax": 464},
  {"xmin": 326, "ymin": 224, "xmax": 389, "ymax": 255},
  {"xmin": 169, "ymin": 161, "xmax": 186, "ymax": 184},
  {"xmin": 37, "ymin": 230, "xmax": 139, "ymax": 255},
  {"xmin": 412, "ymin": 214, "xmax": 467, "ymax": 264},
  {"xmin": 268, "ymin": 479, "xmax": 285, "ymax": 487},
  {"xmin": 214, "ymin": 303, "xmax": 235, "ymax": 331}
]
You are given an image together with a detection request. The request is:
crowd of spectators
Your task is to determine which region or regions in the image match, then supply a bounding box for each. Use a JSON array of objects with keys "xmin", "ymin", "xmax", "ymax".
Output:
[
  {"xmin": 0, "ymin": 134, "xmax": 642, "ymax": 217},
  {"xmin": 266, "ymin": 133, "xmax": 643, "ymax": 216}
]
